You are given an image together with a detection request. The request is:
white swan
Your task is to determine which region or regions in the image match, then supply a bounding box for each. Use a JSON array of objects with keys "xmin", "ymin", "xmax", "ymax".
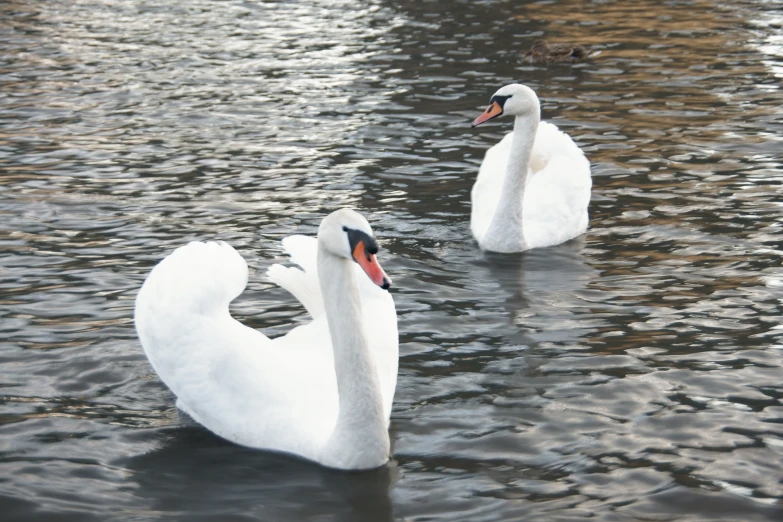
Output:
[
  {"xmin": 134, "ymin": 209, "xmax": 398, "ymax": 470},
  {"xmin": 470, "ymin": 83, "xmax": 592, "ymax": 253}
]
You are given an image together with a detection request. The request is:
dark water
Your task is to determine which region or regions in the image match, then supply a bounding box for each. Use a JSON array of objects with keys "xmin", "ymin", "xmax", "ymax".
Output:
[{"xmin": 2, "ymin": 0, "xmax": 783, "ymax": 520}]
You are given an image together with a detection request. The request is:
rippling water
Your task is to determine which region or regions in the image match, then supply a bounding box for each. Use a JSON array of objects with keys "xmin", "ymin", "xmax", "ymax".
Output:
[{"xmin": 2, "ymin": 0, "xmax": 783, "ymax": 520}]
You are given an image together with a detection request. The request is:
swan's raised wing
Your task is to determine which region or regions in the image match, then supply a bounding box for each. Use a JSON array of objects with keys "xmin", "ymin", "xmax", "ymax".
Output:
[
  {"xmin": 267, "ymin": 234, "xmax": 398, "ymax": 421},
  {"xmin": 267, "ymin": 235, "xmax": 324, "ymax": 318},
  {"xmin": 135, "ymin": 241, "xmax": 337, "ymax": 456},
  {"xmin": 135, "ymin": 241, "xmax": 274, "ymax": 407}
]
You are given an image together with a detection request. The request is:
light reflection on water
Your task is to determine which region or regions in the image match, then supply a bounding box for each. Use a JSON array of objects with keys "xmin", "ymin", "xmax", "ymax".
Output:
[{"xmin": 1, "ymin": 0, "xmax": 783, "ymax": 520}]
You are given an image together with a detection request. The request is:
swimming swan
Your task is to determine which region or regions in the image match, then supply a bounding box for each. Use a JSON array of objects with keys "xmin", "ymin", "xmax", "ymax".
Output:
[
  {"xmin": 471, "ymin": 83, "xmax": 592, "ymax": 253},
  {"xmin": 134, "ymin": 208, "xmax": 398, "ymax": 470}
]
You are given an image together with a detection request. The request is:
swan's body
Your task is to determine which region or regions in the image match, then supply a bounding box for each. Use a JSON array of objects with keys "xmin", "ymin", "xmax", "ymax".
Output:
[
  {"xmin": 134, "ymin": 209, "xmax": 398, "ymax": 470},
  {"xmin": 471, "ymin": 83, "xmax": 592, "ymax": 253}
]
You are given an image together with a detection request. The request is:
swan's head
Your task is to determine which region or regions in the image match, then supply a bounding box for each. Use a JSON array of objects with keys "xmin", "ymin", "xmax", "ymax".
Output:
[
  {"xmin": 318, "ymin": 208, "xmax": 392, "ymax": 290},
  {"xmin": 471, "ymin": 84, "xmax": 540, "ymax": 127}
]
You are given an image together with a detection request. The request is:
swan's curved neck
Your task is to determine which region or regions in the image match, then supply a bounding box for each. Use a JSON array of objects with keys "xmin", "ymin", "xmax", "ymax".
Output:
[
  {"xmin": 317, "ymin": 244, "xmax": 388, "ymax": 468},
  {"xmin": 485, "ymin": 112, "xmax": 539, "ymax": 252}
]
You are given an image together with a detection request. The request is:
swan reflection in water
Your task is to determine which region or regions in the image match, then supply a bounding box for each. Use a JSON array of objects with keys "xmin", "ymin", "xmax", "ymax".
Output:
[
  {"xmin": 465, "ymin": 238, "xmax": 596, "ymax": 381},
  {"xmin": 470, "ymin": 237, "xmax": 594, "ymax": 335},
  {"xmin": 124, "ymin": 426, "xmax": 396, "ymax": 521}
]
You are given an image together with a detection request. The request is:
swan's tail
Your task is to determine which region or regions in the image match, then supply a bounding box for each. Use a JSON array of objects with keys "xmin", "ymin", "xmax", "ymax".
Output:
[
  {"xmin": 135, "ymin": 241, "xmax": 248, "ymax": 321},
  {"xmin": 267, "ymin": 235, "xmax": 325, "ymax": 318}
]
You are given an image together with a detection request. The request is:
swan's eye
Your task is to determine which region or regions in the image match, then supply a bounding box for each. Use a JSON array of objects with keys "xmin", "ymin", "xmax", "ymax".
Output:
[
  {"xmin": 344, "ymin": 227, "xmax": 379, "ymax": 258},
  {"xmin": 489, "ymin": 94, "xmax": 512, "ymax": 108}
]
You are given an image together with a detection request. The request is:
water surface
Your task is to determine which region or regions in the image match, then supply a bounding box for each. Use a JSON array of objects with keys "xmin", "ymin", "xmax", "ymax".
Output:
[{"xmin": 2, "ymin": 0, "xmax": 783, "ymax": 520}]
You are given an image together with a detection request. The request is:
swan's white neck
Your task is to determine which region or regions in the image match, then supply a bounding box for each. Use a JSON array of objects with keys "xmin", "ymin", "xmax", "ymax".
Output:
[
  {"xmin": 483, "ymin": 112, "xmax": 539, "ymax": 252},
  {"xmin": 317, "ymin": 244, "xmax": 389, "ymax": 469}
]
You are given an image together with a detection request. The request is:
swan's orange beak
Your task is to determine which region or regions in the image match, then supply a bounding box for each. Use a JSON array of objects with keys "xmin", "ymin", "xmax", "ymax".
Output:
[
  {"xmin": 353, "ymin": 241, "xmax": 391, "ymax": 290},
  {"xmin": 472, "ymin": 101, "xmax": 503, "ymax": 127}
]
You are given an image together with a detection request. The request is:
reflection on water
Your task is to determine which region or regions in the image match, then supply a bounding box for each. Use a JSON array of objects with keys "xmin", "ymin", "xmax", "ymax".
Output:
[
  {"xmin": 1, "ymin": 0, "xmax": 783, "ymax": 520},
  {"xmin": 127, "ymin": 428, "xmax": 396, "ymax": 522}
]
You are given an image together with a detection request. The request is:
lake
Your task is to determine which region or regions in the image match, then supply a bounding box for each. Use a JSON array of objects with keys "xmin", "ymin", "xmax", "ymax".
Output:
[{"xmin": 1, "ymin": 0, "xmax": 782, "ymax": 520}]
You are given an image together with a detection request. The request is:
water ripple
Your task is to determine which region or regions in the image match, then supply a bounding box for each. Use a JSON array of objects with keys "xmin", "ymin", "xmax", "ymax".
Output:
[{"xmin": 2, "ymin": 0, "xmax": 783, "ymax": 520}]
